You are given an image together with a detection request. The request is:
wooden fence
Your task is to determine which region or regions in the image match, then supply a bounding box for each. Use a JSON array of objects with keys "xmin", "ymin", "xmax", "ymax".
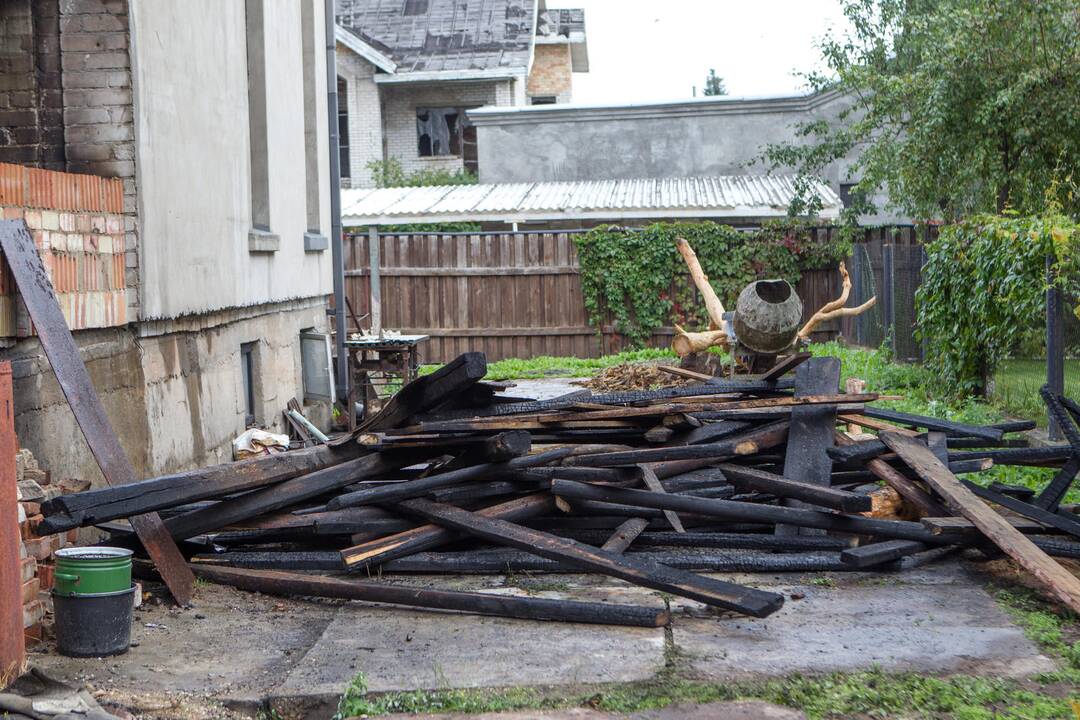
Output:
[{"xmin": 343, "ymin": 226, "xmax": 933, "ymax": 363}]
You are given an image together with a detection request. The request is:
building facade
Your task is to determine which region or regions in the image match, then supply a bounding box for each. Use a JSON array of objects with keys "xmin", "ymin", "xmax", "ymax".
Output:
[
  {"xmin": 335, "ymin": 0, "xmax": 588, "ymax": 188},
  {"xmin": 0, "ymin": 0, "xmax": 334, "ymax": 486}
]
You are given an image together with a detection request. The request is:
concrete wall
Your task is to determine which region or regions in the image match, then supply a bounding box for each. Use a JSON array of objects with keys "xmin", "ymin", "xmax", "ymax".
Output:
[
  {"xmin": 526, "ymin": 43, "xmax": 572, "ymax": 103},
  {"xmin": 9, "ymin": 299, "xmax": 328, "ymax": 486},
  {"xmin": 336, "ymin": 49, "xmax": 384, "ymax": 189},
  {"xmin": 470, "ymin": 91, "xmax": 899, "ymax": 223},
  {"xmin": 129, "ymin": 0, "xmax": 332, "ymax": 320}
]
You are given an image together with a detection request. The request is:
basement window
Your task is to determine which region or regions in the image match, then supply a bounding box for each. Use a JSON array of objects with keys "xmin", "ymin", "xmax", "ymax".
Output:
[
  {"xmin": 241, "ymin": 342, "xmax": 256, "ymax": 427},
  {"xmin": 530, "ymin": 96, "xmax": 557, "ymax": 105},
  {"xmin": 416, "ymin": 107, "xmax": 462, "ymax": 156}
]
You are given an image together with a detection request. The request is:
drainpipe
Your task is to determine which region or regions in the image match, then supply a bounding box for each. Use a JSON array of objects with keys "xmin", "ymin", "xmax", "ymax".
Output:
[{"xmin": 325, "ymin": 0, "xmax": 348, "ymax": 404}]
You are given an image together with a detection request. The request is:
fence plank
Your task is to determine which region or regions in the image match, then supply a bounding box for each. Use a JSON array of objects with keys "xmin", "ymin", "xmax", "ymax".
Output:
[{"xmin": 342, "ymin": 228, "xmax": 928, "ymax": 363}]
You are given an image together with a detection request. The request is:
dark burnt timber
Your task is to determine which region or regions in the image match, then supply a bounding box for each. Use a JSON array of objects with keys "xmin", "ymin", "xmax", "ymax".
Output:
[
  {"xmin": 714, "ymin": 463, "xmax": 872, "ymax": 513},
  {"xmin": 0, "ymin": 220, "xmax": 194, "ymax": 605},
  {"xmin": 600, "ymin": 518, "xmax": 650, "ymax": 553},
  {"xmin": 961, "ymin": 482, "xmax": 1080, "ymax": 539},
  {"xmin": 567, "ymin": 530, "xmax": 852, "ymax": 551},
  {"xmin": 841, "ymin": 540, "xmax": 929, "ymax": 568},
  {"xmin": 37, "ymin": 442, "xmax": 365, "ymax": 534},
  {"xmin": 777, "ymin": 357, "xmax": 841, "ymax": 536},
  {"xmin": 340, "ymin": 493, "xmax": 556, "ymax": 570},
  {"xmin": 402, "ymin": 498, "xmax": 785, "ymax": 617},
  {"xmin": 759, "ymin": 352, "xmax": 812, "ymax": 381},
  {"xmin": 359, "ymin": 352, "xmax": 487, "ymax": 431},
  {"xmin": 563, "ymin": 421, "xmax": 789, "ymax": 467},
  {"xmin": 882, "ymin": 432, "xmax": 1080, "ymax": 614},
  {"xmin": 863, "ymin": 407, "xmax": 1004, "ymax": 442},
  {"xmin": 191, "ymin": 565, "xmax": 670, "ymax": 628},
  {"xmin": 326, "ymin": 447, "xmax": 575, "ymax": 511}
]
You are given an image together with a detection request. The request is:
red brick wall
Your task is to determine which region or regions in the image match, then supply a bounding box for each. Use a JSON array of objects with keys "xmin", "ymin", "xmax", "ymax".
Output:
[
  {"xmin": 0, "ymin": 162, "xmax": 126, "ymax": 335},
  {"xmin": 527, "ymin": 43, "xmax": 573, "ymax": 102}
]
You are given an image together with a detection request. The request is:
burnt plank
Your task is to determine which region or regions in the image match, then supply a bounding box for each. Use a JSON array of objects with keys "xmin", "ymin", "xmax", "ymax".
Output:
[
  {"xmin": 359, "ymin": 351, "xmax": 487, "ymax": 430},
  {"xmin": 715, "ymin": 463, "xmax": 872, "ymax": 513},
  {"xmin": 192, "ymin": 565, "xmax": 670, "ymax": 628},
  {"xmin": 759, "ymin": 352, "xmax": 811, "ymax": 381},
  {"xmin": 563, "ymin": 421, "xmax": 789, "ymax": 467},
  {"xmin": 865, "ymin": 408, "xmax": 1003, "ymax": 442},
  {"xmin": 403, "ymin": 499, "xmax": 785, "ymax": 617},
  {"xmin": 840, "ymin": 540, "xmax": 929, "ymax": 568},
  {"xmin": 882, "ymin": 432, "xmax": 1080, "ymax": 614},
  {"xmin": 600, "ymin": 518, "xmax": 650, "ymax": 553},
  {"xmin": 0, "ymin": 220, "xmax": 193, "ymax": 604},
  {"xmin": 777, "ymin": 356, "xmax": 841, "ymax": 536}
]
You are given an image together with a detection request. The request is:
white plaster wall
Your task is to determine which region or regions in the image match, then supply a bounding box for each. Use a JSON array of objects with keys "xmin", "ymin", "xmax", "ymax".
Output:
[{"xmin": 130, "ymin": 0, "xmax": 332, "ymax": 320}]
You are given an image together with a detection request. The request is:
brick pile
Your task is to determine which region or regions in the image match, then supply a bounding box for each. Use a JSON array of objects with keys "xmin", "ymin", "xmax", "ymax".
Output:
[
  {"xmin": 15, "ymin": 446, "xmax": 89, "ymax": 643},
  {"xmin": 0, "ymin": 162, "xmax": 127, "ymax": 336}
]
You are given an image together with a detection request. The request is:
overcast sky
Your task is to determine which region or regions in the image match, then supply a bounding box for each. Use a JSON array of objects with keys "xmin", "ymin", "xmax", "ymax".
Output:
[{"xmin": 544, "ymin": 0, "xmax": 850, "ymax": 104}]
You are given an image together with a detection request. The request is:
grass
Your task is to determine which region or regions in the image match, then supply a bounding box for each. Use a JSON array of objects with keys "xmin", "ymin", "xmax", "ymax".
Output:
[{"xmin": 991, "ymin": 359, "xmax": 1080, "ymax": 427}]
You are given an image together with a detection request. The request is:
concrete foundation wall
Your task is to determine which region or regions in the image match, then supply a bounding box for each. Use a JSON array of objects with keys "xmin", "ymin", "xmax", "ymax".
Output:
[
  {"xmin": 129, "ymin": 0, "xmax": 332, "ymax": 320},
  {"xmin": 8, "ymin": 299, "xmax": 329, "ymax": 486}
]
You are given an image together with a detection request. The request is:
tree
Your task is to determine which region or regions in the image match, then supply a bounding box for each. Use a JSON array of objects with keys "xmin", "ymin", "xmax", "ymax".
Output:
[
  {"xmin": 703, "ymin": 69, "xmax": 727, "ymax": 96},
  {"xmin": 761, "ymin": 0, "xmax": 1080, "ymax": 221}
]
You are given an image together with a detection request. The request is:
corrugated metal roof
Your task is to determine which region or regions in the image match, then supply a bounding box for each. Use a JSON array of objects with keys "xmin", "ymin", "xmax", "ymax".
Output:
[
  {"xmin": 341, "ymin": 175, "xmax": 842, "ymax": 225},
  {"xmin": 336, "ymin": 0, "xmax": 535, "ymax": 73}
]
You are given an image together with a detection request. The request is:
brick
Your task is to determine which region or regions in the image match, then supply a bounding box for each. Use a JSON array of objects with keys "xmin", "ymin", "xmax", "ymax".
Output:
[
  {"xmin": 64, "ymin": 123, "xmax": 132, "ymax": 143},
  {"xmin": 40, "ymin": 210, "xmax": 60, "ymax": 230},
  {"xmin": 22, "ymin": 535, "xmax": 58, "ymax": 561},
  {"xmin": 21, "ymin": 578, "xmax": 39, "ymax": 605},
  {"xmin": 20, "ymin": 515, "xmax": 43, "ymax": 540},
  {"xmin": 63, "ymin": 106, "xmax": 110, "ymax": 125},
  {"xmin": 37, "ymin": 562, "xmax": 54, "ymax": 590},
  {"xmin": 23, "ymin": 624, "xmax": 43, "ymax": 643},
  {"xmin": 59, "ymin": 30, "xmax": 128, "ymax": 52},
  {"xmin": 22, "ymin": 601, "xmax": 43, "ymax": 630},
  {"xmin": 20, "ymin": 557, "xmax": 36, "ymax": 584},
  {"xmin": 16, "ymin": 480, "xmax": 44, "ymax": 502},
  {"xmin": 66, "ymin": 142, "xmax": 111, "ymax": 162},
  {"xmin": 62, "ymin": 87, "xmax": 130, "ymax": 106}
]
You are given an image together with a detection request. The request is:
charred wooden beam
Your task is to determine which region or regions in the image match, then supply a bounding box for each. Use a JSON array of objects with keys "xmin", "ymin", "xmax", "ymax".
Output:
[
  {"xmin": 402, "ymin": 499, "xmax": 786, "ymax": 617},
  {"xmin": 840, "ymin": 540, "xmax": 929, "ymax": 568},
  {"xmin": 192, "ymin": 565, "xmax": 670, "ymax": 627},
  {"xmin": 563, "ymin": 421, "xmax": 789, "ymax": 467},
  {"xmin": 600, "ymin": 518, "xmax": 649, "ymax": 553},
  {"xmin": 715, "ymin": 463, "xmax": 871, "ymax": 513},
  {"xmin": 864, "ymin": 408, "xmax": 1004, "ymax": 442}
]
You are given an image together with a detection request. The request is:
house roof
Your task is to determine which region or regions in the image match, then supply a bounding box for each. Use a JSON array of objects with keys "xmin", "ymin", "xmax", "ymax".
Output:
[
  {"xmin": 336, "ymin": 0, "xmax": 536, "ymax": 74},
  {"xmin": 341, "ymin": 175, "xmax": 842, "ymax": 226}
]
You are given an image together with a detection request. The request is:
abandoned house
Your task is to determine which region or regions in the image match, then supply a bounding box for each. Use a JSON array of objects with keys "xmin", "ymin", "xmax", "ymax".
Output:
[
  {"xmin": 0, "ymin": 0, "xmax": 335, "ymax": 486},
  {"xmin": 467, "ymin": 90, "xmax": 901, "ymax": 224},
  {"xmin": 335, "ymin": 0, "xmax": 589, "ymax": 188}
]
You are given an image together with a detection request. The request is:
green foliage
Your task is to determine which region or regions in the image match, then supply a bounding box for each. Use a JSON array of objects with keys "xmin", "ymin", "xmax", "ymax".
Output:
[
  {"xmin": 366, "ymin": 157, "xmax": 478, "ymax": 188},
  {"xmin": 915, "ymin": 214, "xmax": 1080, "ymax": 394},
  {"xmin": 702, "ymin": 69, "xmax": 727, "ymax": 96},
  {"xmin": 573, "ymin": 221, "xmax": 850, "ymax": 347},
  {"xmin": 761, "ymin": 0, "xmax": 1080, "ymax": 220},
  {"xmin": 347, "ymin": 222, "xmax": 483, "ymax": 233}
]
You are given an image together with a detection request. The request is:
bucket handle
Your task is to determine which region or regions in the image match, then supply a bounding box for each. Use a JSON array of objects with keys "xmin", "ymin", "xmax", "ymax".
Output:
[{"xmin": 55, "ymin": 572, "xmax": 79, "ymax": 583}]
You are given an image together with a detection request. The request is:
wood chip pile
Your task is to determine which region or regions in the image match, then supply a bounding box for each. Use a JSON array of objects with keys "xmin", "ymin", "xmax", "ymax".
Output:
[{"xmin": 32, "ymin": 351, "xmax": 1080, "ymax": 625}]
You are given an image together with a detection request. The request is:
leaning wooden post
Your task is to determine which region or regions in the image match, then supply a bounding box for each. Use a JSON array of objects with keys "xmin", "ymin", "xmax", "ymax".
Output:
[
  {"xmin": 368, "ymin": 225, "xmax": 382, "ymax": 339},
  {"xmin": 0, "ymin": 362, "xmax": 25, "ymax": 687},
  {"xmin": 1047, "ymin": 255, "xmax": 1064, "ymax": 441}
]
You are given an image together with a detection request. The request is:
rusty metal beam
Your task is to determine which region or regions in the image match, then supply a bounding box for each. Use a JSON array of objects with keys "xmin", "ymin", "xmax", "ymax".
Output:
[
  {"xmin": 0, "ymin": 362, "xmax": 24, "ymax": 687},
  {"xmin": 0, "ymin": 220, "xmax": 193, "ymax": 605}
]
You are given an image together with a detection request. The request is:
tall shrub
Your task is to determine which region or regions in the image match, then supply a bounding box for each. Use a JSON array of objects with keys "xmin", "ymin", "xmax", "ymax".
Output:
[{"xmin": 916, "ymin": 215, "xmax": 1080, "ymax": 395}]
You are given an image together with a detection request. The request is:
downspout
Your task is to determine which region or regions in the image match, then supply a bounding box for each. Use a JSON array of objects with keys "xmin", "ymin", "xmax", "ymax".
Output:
[{"xmin": 325, "ymin": 0, "xmax": 348, "ymax": 404}]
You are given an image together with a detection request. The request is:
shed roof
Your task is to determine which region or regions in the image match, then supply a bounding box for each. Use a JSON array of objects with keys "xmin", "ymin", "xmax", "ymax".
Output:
[
  {"xmin": 336, "ymin": 0, "xmax": 536, "ymax": 74},
  {"xmin": 341, "ymin": 175, "xmax": 842, "ymax": 225}
]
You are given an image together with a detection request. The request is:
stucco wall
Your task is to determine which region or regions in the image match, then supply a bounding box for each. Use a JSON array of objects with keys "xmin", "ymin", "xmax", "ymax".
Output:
[
  {"xmin": 9, "ymin": 300, "xmax": 329, "ymax": 486},
  {"xmin": 129, "ymin": 0, "xmax": 332, "ymax": 320},
  {"xmin": 470, "ymin": 92, "xmax": 899, "ymax": 223}
]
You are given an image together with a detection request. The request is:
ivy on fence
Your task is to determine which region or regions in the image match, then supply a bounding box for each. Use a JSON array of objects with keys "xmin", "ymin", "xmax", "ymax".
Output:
[
  {"xmin": 573, "ymin": 221, "xmax": 852, "ymax": 347},
  {"xmin": 916, "ymin": 214, "xmax": 1080, "ymax": 396}
]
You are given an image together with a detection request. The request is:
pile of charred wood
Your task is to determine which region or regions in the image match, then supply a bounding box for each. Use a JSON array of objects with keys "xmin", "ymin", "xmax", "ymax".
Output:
[{"xmin": 30, "ymin": 350, "xmax": 1080, "ymax": 627}]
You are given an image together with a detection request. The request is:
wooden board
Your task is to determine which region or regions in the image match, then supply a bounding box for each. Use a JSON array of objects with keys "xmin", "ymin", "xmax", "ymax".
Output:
[
  {"xmin": 882, "ymin": 432, "xmax": 1080, "ymax": 613},
  {"xmin": 403, "ymin": 499, "xmax": 785, "ymax": 617},
  {"xmin": 777, "ymin": 357, "xmax": 840, "ymax": 536},
  {"xmin": 0, "ymin": 220, "xmax": 194, "ymax": 605}
]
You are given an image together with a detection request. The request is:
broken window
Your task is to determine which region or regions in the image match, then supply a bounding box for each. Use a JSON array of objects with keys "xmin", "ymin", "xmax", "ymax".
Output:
[{"xmin": 417, "ymin": 107, "xmax": 463, "ymax": 157}]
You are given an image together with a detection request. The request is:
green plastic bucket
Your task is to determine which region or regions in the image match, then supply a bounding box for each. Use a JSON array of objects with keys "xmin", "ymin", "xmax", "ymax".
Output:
[{"xmin": 53, "ymin": 547, "xmax": 133, "ymax": 596}]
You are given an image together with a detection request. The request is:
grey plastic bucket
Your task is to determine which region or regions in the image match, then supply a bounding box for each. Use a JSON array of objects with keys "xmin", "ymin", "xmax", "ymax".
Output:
[{"xmin": 52, "ymin": 585, "xmax": 136, "ymax": 657}]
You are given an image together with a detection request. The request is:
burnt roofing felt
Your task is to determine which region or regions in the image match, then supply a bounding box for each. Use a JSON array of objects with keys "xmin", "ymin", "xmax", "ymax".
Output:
[{"xmin": 336, "ymin": 0, "xmax": 536, "ymax": 74}]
